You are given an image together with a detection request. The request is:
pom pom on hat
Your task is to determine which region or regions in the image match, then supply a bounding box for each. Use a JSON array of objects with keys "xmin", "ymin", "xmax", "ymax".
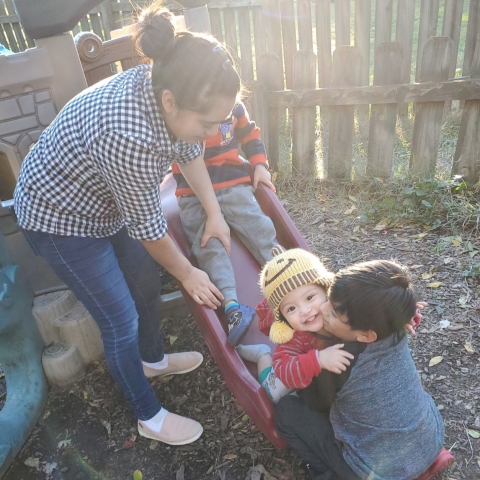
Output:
[{"xmin": 259, "ymin": 246, "xmax": 333, "ymax": 344}]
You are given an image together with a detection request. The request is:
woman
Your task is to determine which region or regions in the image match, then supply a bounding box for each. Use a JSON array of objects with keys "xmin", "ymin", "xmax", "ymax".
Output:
[{"xmin": 14, "ymin": 2, "xmax": 241, "ymax": 446}]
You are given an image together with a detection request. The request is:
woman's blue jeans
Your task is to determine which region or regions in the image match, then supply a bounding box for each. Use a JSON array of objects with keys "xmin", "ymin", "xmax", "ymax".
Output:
[{"xmin": 22, "ymin": 227, "xmax": 163, "ymax": 420}]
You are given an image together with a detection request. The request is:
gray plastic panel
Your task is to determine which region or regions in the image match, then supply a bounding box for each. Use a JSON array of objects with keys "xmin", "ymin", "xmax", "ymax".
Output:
[{"xmin": 12, "ymin": 0, "xmax": 103, "ymax": 39}]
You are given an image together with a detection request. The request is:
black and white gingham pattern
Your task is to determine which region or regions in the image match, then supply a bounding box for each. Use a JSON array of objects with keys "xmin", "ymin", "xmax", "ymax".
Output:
[{"xmin": 14, "ymin": 64, "xmax": 201, "ymax": 241}]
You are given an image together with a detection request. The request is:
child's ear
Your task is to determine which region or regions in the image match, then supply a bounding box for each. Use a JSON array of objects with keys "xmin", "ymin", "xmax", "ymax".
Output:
[
  {"xmin": 161, "ymin": 90, "xmax": 177, "ymax": 113},
  {"xmin": 356, "ymin": 330, "xmax": 377, "ymax": 344}
]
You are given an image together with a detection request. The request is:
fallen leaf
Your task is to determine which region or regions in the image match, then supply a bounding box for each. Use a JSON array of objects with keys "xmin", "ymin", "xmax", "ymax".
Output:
[
  {"xmin": 42, "ymin": 462, "xmax": 57, "ymax": 475},
  {"xmin": 350, "ymin": 236, "xmax": 361, "ymax": 242},
  {"xmin": 443, "ymin": 257, "xmax": 453, "ymax": 264},
  {"xmin": 223, "ymin": 454, "xmax": 238, "ymax": 461},
  {"xmin": 414, "ymin": 233, "xmax": 428, "ymax": 241},
  {"xmin": 422, "ymin": 273, "xmax": 433, "ymax": 280},
  {"xmin": 101, "ymin": 420, "xmax": 111, "ymax": 436},
  {"xmin": 467, "ymin": 429, "xmax": 480, "ymax": 439},
  {"xmin": 122, "ymin": 435, "xmax": 136, "ymax": 449},
  {"xmin": 451, "ymin": 239, "xmax": 462, "ymax": 247},
  {"xmin": 149, "ymin": 440, "xmax": 159, "ymax": 451},
  {"xmin": 429, "ymin": 356, "xmax": 443, "ymax": 367},
  {"xmin": 428, "ymin": 282, "xmax": 442, "ymax": 288},
  {"xmin": 133, "ymin": 470, "xmax": 143, "ymax": 480},
  {"xmin": 348, "ymin": 195, "xmax": 358, "ymax": 202},
  {"xmin": 176, "ymin": 465, "xmax": 185, "ymax": 480},
  {"xmin": 58, "ymin": 439, "xmax": 71, "ymax": 449},
  {"xmin": 24, "ymin": 457, "xmax": 40, "ymax": 470},
  {"xmin": 465, "ymin": 342, "xmax": 475, "ymax": 353},
  {"xmin": 242, "ymin": 414, "xmax": 249, "ymax": 422},
  {"xmin": 169, "ymin": 335, "xmax": 178, "ymax": 345},
  {"xmin": 83, "ymin": 391, "xmax": 88, "ymax": 400},
  {"xmin": 343, "ymin": 206, "xmax": 356, "ymax": 215},
  {"xmin": 438, "ymin": 319, "xmax": 450, "ymax": 329}
]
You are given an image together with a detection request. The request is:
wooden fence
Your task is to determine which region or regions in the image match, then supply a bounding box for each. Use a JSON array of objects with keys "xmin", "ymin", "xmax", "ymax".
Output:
[{"xmin": 2, "ymin": 0, "xmax": 480, "ymax": 182}]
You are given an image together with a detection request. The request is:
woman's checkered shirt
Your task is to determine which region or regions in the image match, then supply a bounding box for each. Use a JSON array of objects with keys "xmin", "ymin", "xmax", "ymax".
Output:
[{"xmin": 14, "ymin": 64, "xmax": 201, "ymax": 241}]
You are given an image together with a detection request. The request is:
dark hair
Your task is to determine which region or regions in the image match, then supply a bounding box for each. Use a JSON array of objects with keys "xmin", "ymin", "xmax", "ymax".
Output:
[
  {"xmin": 329, "ymin": 260, "xmax": 417, "ymax": 340},
  {"xmin": 133, "ymin": 2, "xmax": 241, "ymax": 114}
]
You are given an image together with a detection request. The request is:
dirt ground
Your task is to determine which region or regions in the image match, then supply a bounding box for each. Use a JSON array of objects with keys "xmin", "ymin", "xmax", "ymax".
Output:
[{"xmin": 3, "ymin": 183, "xmax": 480, "ymax": 480}]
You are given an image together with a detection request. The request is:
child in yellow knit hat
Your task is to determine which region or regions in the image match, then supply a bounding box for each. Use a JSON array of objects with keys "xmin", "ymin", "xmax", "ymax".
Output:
[{"xmin": 236, "ymin": 246, "xmax": 354, "ymax": 403}]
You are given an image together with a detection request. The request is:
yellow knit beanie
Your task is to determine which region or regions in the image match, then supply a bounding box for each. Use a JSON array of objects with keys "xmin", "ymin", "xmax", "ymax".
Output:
[{"xmin": 259, "ymin": 246, "xmax": 334, "ymax": 344}]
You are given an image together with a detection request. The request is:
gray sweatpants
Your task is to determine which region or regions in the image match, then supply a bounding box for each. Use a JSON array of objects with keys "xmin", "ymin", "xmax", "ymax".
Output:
[{"xmin": 178, "ymin": 183, "xmax": 277, "ymax": 304}]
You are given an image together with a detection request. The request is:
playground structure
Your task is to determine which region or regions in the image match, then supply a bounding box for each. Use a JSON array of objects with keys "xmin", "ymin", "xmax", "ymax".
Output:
[
  {"xmin": 0, "ymin": 0, "xmax": 311, "ymax": 474},
  {"xmin": 2, "ymin": 0, "xmax": 479, "ymax": 474}
]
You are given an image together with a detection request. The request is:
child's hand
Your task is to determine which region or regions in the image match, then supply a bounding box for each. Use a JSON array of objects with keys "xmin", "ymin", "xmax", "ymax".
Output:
[
  {"xmin": 403, "ymin": 301, "xmax": 428, "ymax": 335},
  {"xmin": 317, "ymin": 344, "xmax": 354, "ymax": 374},
  {"xmin": 253, "ymin": 165, "xmax": 276, "ymax": 192},
  {"xmin": 201, "ymin": 211, "xmax": 231, "ymax": 255}
]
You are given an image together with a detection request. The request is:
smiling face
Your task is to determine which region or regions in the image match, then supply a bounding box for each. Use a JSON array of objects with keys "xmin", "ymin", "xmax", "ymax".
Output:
[
  {"xmin": 279, "ymin": 284, "xmax": 328, "ymax": 333},
  {"xmin": 161, "ymin": 91, "xmax": 236, "ymax": 144}
]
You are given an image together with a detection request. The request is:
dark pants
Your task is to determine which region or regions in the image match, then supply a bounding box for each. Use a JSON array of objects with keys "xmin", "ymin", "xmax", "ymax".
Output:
[
  {"xmin": 21, "ymin": 227, "xmax": 163, "ymax": 420},
  {"xmin": 275, "ymin": 395, "xmax": 361, "ymax": 480}
]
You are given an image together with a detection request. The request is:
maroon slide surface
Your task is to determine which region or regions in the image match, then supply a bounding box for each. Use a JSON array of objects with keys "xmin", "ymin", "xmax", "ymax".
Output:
[{"xmin": 160, "ymin": 174, "xmax": 310, "ymax": 448}]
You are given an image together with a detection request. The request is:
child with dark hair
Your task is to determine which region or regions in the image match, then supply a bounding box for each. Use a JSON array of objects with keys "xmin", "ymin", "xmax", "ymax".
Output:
[
  {"xmin": 275, "ymin": 259, "xmax": 453, "ymax": 480},
  {"xmin": 173, "ymin": 101, "xmax": 278, "ymax": 346}
]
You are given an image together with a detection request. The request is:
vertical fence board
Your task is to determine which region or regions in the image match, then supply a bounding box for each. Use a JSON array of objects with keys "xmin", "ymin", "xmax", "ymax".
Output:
[
  {"xmin": 442, "ymin": 0, "xmax": 464, "ymax": 79},
  {"xmin": 297, "ymin": 0, "xmax": 313, "ymax": 51},
  {"xmin": 252, "ymin": 6, "xmax": 266, "ymax": 78},
  {"xmin": 335, "ymin": 0, "xmax": 350, "ymax": 48},
  {"xmin": 98, "ymin": 2, "xmax": 115, "ymax": 40},
  {"xmin": 0, "ymin": 1, "xmax": 18, "ymax": 52},
  {"xmin": 410, "ymin": 37, "xmax": 453, "ymax": 177},
  {"xmin": 396, "ymin": 0, "xmax": 416, "ymax": 116},
  {"xmin": 237, "ymin": 7, "xmax": 254, "ymax": 83},
  {"xmin": 316, "ymin": 0, "xmax": 331, "ymax": 88},
  {"xmin": 292, "ymin": 51, "xmax": 317, "ymax": 175},
  {"xmin": 257, "ymin": 52, "xmax": 283, "ymax": 170},
  {"xmin": 374, "ymin": 0, "xmax": 393, "ymax": 47},
  {"xmin": 355, "ymin": 0, "xmax": 371, "ymax": 87},
  {"xmin": 452, "ymin": 34, "xmax": 480, "ymax": 184},
  {"xmin": 462, "ymin": 0, "xmax": 480, "ymax": 77},
  {"xmin": 89, "ymin": 13, "xmax": 104, "ymax": 40},
  {"xmin": 280, "ymin": 0, "xmax": 296, "ymax": 90},
  {"xmin": 263, "ymin": 0, "xmax": 284, "ymax": 81},
  {"xmin": 209, "ymin": 8, "xmax": 224, "ymax": 42},
  {"xmin": 223, "ymin": 7, "xmax": 239, "ymax": 61},
  {"xmin": 328, "ymin": 46, "xmax": 362, "ymax": 180},
  {"xmin": 367, "ymin": 42, "xmax": 403, "ymax": 177},
  {"xmin": 0, "ymin": 25, "xmax": 8, "ymax": 48},
  {"xmin": 4, "ymin": 0, "xmax": 26, "ymax": 50},
  {"xmin": 415, "ymin": 0, "xmax": 440, "ymax": 82}
]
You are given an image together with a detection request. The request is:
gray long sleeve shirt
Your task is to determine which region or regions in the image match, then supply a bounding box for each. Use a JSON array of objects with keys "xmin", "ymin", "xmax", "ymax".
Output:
[{"xmin": 330, "ymin": 332, "xmax": 444, "ymax": 480}]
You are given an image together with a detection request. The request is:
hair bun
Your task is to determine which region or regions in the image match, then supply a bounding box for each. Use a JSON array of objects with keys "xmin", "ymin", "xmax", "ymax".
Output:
[{"xmin": 134, "ymin": 3, "xmax": 176, "ymax": 62}]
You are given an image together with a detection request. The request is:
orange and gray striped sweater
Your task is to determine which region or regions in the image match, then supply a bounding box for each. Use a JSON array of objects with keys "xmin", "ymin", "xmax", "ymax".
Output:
[{"xmin": 172, "ymin": 102, "xmax": 268, "ymax": 197}]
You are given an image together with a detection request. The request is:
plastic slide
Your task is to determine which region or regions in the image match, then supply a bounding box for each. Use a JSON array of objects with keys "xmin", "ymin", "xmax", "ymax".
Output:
[{"xmin": 160, "ymin": 174, "xmax": 310, "ymax": 448}]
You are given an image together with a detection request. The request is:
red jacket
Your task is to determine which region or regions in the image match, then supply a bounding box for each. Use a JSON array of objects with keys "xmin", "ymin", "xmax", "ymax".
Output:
[{"xmin": 256, "ymin": 299, "xmax": 335, "ymax": 389}]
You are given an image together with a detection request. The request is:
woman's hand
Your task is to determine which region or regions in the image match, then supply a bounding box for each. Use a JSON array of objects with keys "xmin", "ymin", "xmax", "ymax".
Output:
[
  {"xmin": 201, "ymin": 211, "xmax": 231, "ymax": 254},
  {"xmin": 253, "ymin": 165, "xmax": 276, "ymax": 192},
  {"xmin": 179, "ymin": 265, "xmax": 223, "ymax": 309}
]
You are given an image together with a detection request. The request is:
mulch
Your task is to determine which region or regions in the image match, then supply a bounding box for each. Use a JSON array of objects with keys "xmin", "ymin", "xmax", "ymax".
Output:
[{"xmin": 3, "ymin": 184, "xmax": 479, "ymax": 480}]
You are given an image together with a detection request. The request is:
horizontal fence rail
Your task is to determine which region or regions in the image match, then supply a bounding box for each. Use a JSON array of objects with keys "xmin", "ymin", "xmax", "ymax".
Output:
[{"xmin": 1, "ymin": 0, "xmax": 480, "ymax": 183}]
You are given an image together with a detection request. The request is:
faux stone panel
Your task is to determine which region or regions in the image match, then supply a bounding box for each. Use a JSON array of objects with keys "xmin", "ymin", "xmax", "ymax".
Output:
[
  {"xmin": 18, "ymin": 95, "xmax": 35, "ymax": 115},
  {"xmin": 0, "ymin": 116, "xmax": 38, "ymax": 136},
  {"xmin": 18, "ymin": 133, "xmax": 35, "ymax": 160},
  {"xmin": 28, "ymin": 129, "xmax": 42, "ymax": 144},
  {"xmin": 0, "ymin": 98, "xmax": 21, "ymax": 121},
  {"xmin": 35, "ymin": 91, "xmax": 51, "ymax": 103},
  {"xmin": 3, "ymin": 134, "xmax": 21, "ymax": 145},
  {"xmin": 37, "ymin": 102, "xmax": 56, "ymax": 127}
]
